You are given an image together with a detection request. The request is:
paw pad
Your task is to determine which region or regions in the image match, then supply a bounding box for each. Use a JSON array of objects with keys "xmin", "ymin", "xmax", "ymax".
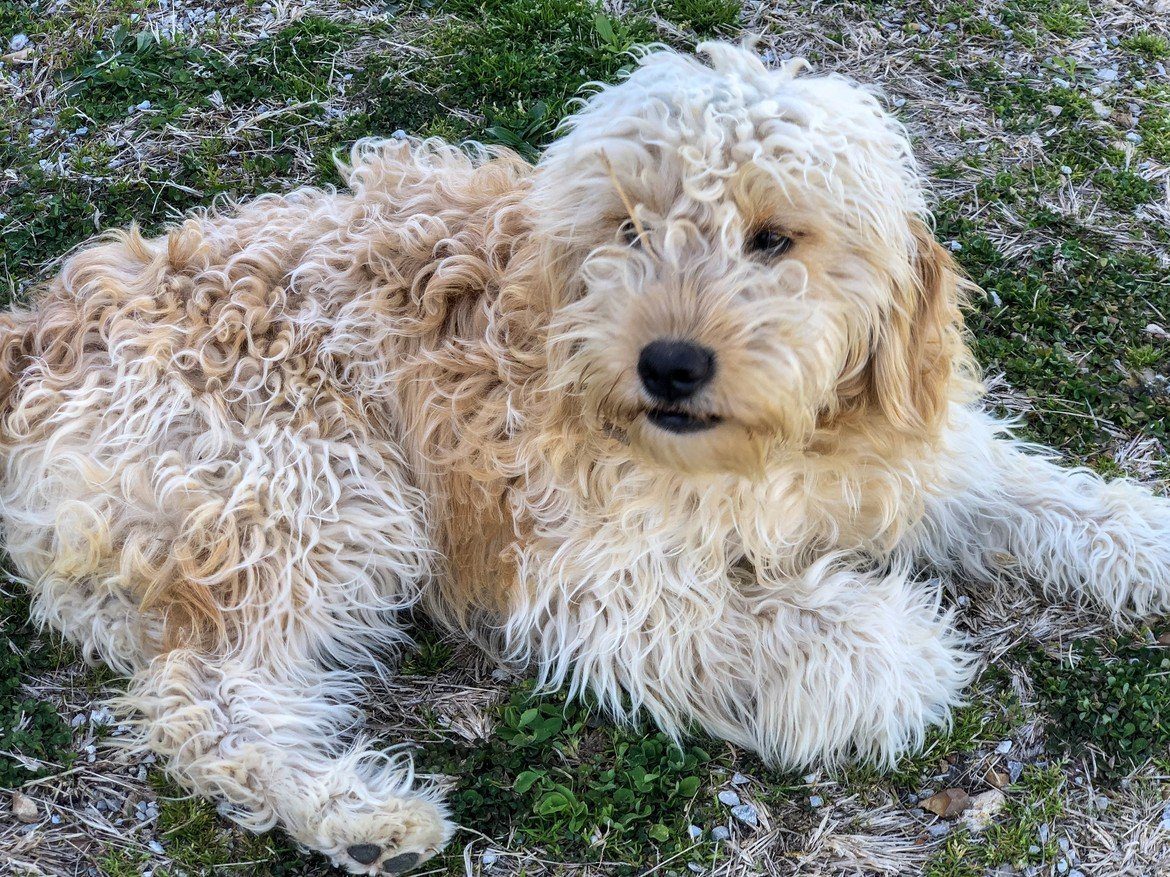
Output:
[
  {"xmin": 347, "ymin": 844, "xmax": 382, "ymax": 865},
  {"xmin": 382, "ymin": 852, "xmax": 419, "ymax": 874}
]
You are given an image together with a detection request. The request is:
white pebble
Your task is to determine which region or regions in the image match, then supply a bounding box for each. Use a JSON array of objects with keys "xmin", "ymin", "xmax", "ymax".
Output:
[
  {"xmin": 688, "ymin": 824, "xmax": 702, "ymax": 839},
  {"xmin": 731, "ymin": 773, "xmax": 749, "ymax": 786},
  {"xmin": 995, "ymin": 741, "xmax": 1012, "ymax": 754},
  {"xmin": 717, "ymin": 790, "xmax": 740, "ymax": 806},
  {"xmin": 148, "ymin": 840, "xmax": 164, "ymax": 855},
  {"xmin": 731, "ymin": 803, "xmax": 758, "ymax": 826},
  {"xmin": 9, "ymin": 33, "xmax": 29, "ymax": 51},
  {"xmin": 711, "ymin": 826, "xmax": 731, "ymax": 842},
  {"xmin": 809, "ymin": 795, "xmax": 824, "ymax": 808}
]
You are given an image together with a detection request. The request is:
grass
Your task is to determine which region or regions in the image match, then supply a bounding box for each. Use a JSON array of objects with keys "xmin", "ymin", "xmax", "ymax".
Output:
[{"xmin": 1, "ymin": 0, "xmax": 1169, "ymax": 874}]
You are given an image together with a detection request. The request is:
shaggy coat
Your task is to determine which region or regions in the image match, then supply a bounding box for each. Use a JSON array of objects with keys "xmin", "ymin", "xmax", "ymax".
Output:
[{"xmin": 2, "ymin": 44, "xmax": 1168, "ymax": 873}]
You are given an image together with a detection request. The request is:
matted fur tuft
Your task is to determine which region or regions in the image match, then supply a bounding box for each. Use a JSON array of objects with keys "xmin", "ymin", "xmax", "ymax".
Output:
[{"xmin": 2, "ymin": 43, "xmax": 1168, "ymax": 873}]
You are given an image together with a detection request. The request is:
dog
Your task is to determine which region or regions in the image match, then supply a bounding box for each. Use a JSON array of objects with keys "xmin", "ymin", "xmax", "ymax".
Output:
[{"xmin": 2, "ymin": 41, "xmax": 1168, "ymax": 873}]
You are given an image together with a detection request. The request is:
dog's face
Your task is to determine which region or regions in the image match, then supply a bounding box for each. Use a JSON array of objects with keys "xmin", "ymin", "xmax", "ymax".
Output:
[{"xmin": 531, "ymin": 43, "xmax": 966, "ymax": 475}]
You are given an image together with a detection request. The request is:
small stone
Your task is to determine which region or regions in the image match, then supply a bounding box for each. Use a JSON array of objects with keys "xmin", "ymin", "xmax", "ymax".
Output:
[
  {"xmin": 11, "ymin": 792, "xmax": 38, "ymax": 823},
  {"xmin": 482, "ymin": 849, "xmax": 499, "ymax": 866},
  {"xmin": 995, "ymin": 741, "xmax": 1013, "ymax": 755},
  {"xmin": 809, "ymin": 795, "xmax": 824, "ymax": 808},
  {"xmin": 1029, "ymin": 845, "xmax": 1041, "ymax": 854},
  {"xmin": 688, "ymin": 824, "xmax": 702, "ymax": 839},
  {"xmin": 1046, "ymin": 105, "xmax": 1063, "ymax": 117},
  {"xmin": 717, "ymin": 790, "xmax": 740, "ymax": 807},
  {"xmin": 9, "ymin": 33, "xmax": 29, "ymax": 51},
  {"xmin": 1146, "ymin": 324, "xmax": 1168, "ymax": 339},
  {"xmin": 1096, "ymin": 68, "xmax": 1119, "ymax": 82},
  {"xmin": 687, "ymin": 864, "xmax": 703, "ymax": 874},
  {"xmin": 1093, "ymin": 795, "xmax": 1110, "ymax": 811},
  {"xmin": 730, "ymin": 803, "xmax": 758, "ymax": 827},
  {"xmin": 148, "ymin": 840, "xmax": 165, "ymax": 855},
  {"xmin": 985, "ymin": 767, "xmax": 1010, "ymax": 789},
  {"xmin": 1126, "ymin": 132, "xmax": 1143, "ymax": 143},
  {"xmin": 1070, "ymin": 870, "xmax": 1085, "ymax": 877},
  {"xmin": 1092, "ymin": 100, "xmax": 1110, "ymax": 118},
  {"xmin": 730, "ymin": 772, "xmax": 750, "ymax": 786},
  {"xmin": 927, "ymin": 823, "xmax": 950, "ymax": 839},
  {"xmin": 963, "ymin": 790, "xmax": 1007, "ymax": 833},
  {"xmin": 1039, "ymin": 823, "xmax": 1050, "ymax": 844},
  {"xmin": 921, "ymin": 788, "xmax": 972, "ymax": 819},
  {"xmin": 1007, "ymin": 761, "xmax": 1024, "ymax": 783},
  {"xmin": 1057, "ymin": 860, "xmax": 1069, "ymax": 875},
  {"xmin": 1060, "ymin": 165, "xmax": 1073, "ymax": 176},
  {"xmin": 802, "ymin": 772, "xmax": 819, "ymax": 783},
  {"xmin": 711, "ymin": 826, "xmax": 731, "ymax": 842},
  {"xmin": 391, "ymin": 129, "xmax": 407, "ymax": 140}
]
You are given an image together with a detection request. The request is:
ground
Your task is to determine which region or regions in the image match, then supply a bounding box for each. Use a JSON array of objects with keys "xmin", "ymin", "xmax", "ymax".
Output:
[{"xmin": 0, "ymin": 0, "xmax": 1168, "ymax": 875}]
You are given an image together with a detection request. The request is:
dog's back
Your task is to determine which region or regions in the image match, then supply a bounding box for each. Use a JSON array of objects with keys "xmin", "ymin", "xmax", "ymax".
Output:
[{"xmin": 0, "ymin": 139, "xmax": 533, "ymax": 660}]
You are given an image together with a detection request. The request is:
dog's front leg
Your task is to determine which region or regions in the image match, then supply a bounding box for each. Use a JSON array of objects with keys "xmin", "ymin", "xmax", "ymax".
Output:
[
  {"xmin": 120, "ymin": 649, "xmax": 451, "ymax": 874},
  {"xmin": 911, "ymin": 405, "xmax": 1170, "ymax": 618},
  {"xmin": 534, "ymin": 558, "xmax": 973, "ymax": 769}
]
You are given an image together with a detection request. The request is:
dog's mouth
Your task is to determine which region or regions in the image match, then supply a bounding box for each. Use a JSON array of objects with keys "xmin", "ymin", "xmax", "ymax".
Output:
[{"xmin": 645, "ymin": 407, "xmax": 723, "ymax": 434}]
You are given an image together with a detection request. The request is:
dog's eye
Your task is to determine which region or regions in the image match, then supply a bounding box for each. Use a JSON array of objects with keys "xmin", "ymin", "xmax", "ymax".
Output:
[
  {"xmin": 747, "ymin": 228, "xmax": 793, "ymax": 259},
  {"xmin": 619, "ymin": 219, "xmax": 641, "ymax": 247}
]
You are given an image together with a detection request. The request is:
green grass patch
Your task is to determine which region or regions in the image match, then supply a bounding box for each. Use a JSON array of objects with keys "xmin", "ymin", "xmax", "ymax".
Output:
[
  {"xmin": 1029, "ymin": 638, "xmax": 1170, "ymax": 774},
  {"xmin": 940, "ymin": 206, "xmax": 1170, "ymax": 458},
  {"xmin": 1122, "ymin": 31, "xmax": 1170, "ymax": 61},
  {"xmin": 424, "ymin": 683, "xmax": 727, "ymax": 873},
  {"xmin": 0, "ymin": 589, "xmax": 75, "ymax": 787}
]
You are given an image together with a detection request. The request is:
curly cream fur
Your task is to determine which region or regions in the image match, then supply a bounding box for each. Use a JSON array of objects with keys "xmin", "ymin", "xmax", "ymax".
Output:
[{"xmin": 2, "ymin": 43, "xmax": 1168, "ymax": 872}]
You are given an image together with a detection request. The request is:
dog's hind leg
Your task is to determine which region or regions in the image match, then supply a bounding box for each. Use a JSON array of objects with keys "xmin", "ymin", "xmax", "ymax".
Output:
[
  {"xmin": 3, "ymin": 415, "xmax": 454, "ymax": 873},
  {"xmin": 909, "ymin": 405, "xmax": 1170, "ymax": 619},
  {"xmin": 122, "ymin": 648, "xmax": 451, "ymax": 874}
]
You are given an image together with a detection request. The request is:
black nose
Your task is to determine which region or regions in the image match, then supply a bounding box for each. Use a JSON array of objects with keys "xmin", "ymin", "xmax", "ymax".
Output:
[{"xmin": 637, "ymin": 340, "xmax": 716, "ymax": 402}]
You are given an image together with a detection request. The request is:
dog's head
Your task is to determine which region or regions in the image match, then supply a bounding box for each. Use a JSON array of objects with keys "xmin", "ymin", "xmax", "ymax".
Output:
[{"xmin": 526, "ymin": 42, "xmax": 973, "ymax": 475}]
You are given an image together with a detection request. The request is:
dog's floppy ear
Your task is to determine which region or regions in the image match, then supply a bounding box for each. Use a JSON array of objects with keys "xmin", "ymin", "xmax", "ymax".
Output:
[{"xmin": 862, "ymin": 218, "xmax": 971, "ymax": 437}]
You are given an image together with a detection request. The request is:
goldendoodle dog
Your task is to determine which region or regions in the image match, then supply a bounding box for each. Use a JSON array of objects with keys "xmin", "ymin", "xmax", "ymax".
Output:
[{"xmin": 2, "ymin": 42, "xmax": 1167, "ymax": 873}]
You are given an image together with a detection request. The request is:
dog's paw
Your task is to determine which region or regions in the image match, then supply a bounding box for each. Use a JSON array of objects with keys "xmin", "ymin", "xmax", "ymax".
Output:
[{"xmin": 319, "ymin": 795, "xmax": 452, "ymax": 874}]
